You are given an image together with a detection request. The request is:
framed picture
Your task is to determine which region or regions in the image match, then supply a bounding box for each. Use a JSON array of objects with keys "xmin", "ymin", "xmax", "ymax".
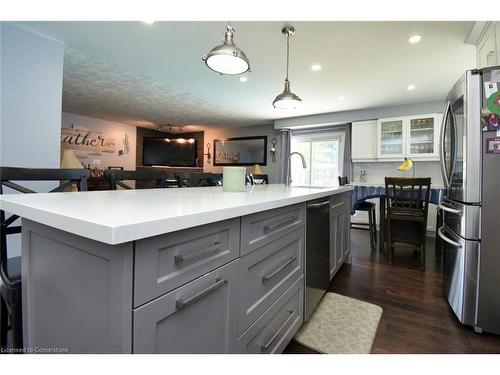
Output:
[{"xmin": 213, "ymin": 136, "xmax": 267, "ymax": 166}]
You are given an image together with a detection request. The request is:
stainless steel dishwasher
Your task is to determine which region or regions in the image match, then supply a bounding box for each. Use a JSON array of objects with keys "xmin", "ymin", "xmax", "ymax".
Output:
[{"xmin": 305, "ymin": 198, "xmax": 330, "ymax": 321}]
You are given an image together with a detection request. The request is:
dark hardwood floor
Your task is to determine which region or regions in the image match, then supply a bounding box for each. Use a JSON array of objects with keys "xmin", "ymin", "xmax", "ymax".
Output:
[{"xmin": 284, "ymin": 229, "xmax": 500, "ymax": 354}]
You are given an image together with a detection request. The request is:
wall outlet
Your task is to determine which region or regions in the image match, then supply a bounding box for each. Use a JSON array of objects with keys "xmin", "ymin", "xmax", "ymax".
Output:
[{"xmin": 93, "ymin": 159, "xmax": 101, "ymax": 165}]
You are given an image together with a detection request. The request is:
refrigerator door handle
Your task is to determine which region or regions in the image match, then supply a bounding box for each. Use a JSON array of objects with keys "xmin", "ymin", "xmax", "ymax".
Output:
[
  {"xmin": 440, "ymin": 101, "xmax": 451, "ymax": 189},
  {"xmin": 438, "ymin": 202, "xmax": 462, "ymax": 216},
  {"xmin": 438, "ymin": 226, "xmax": 462, "ymax": 248}
]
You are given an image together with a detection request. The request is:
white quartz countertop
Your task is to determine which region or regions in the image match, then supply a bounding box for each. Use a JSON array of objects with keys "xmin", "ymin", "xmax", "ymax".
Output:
[{"xmin": 0, "ymin": 184, "xmax": 353, "ymax": 245}]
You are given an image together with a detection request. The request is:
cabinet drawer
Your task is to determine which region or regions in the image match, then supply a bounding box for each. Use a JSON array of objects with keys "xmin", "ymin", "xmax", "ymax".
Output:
[
  {"xmin": 133, "ymin": 259, "xmax": 239, "ymax": 354},
  {"xmin": 331, "ymin": 192, "xmax": 352, "ymax": 217},
  {"xmin": 237, "ymin": 276, "xmax": 304, "ymax": 354},
  {"xmin": 134, "ymin": 218, "xmax": 240, "ymax": 307},
  {"xmin": 238, "ymin": 228, "xmax": 304, "ymax": 334},
  {"xmin": 241, "ymin": 204, "xmax": 305, "ymax": 256}
]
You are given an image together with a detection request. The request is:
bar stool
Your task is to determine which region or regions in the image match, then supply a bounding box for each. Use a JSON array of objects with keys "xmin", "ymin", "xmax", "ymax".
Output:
[
  {"xmin": 338, "ymin": 176, "xmax": 377, "ymax": 251},
  {"xmin": 0, "ymin": 167, "xmax": 90, "ymax": 351}
]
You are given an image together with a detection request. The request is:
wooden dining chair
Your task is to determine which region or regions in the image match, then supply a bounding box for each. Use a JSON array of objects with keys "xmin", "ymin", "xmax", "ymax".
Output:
[
  {"xmin": 0, "ymin": 167, "xmax": 90, "ymax": 351},
  {"xmin": 384, "ymin": 177, "xmax": 431, "ymax": 265},
  {"xmin": 338, "ymin": 176, "xmax": 377, "ymax": 250},
  {"xmin": 104, "ymin": 169, "xmax": 168, "ymax": 190}
]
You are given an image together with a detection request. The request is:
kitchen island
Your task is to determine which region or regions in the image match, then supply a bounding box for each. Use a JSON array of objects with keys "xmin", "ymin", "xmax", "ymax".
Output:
[{"xmin": 0, "ymin": 184, "xmax": 353, "ymax": 353}]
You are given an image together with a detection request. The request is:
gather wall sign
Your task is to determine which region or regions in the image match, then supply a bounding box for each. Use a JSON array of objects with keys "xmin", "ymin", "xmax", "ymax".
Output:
[{"xmin": 61, "ymin": 126, "xmax": 115, "ymax": 156}]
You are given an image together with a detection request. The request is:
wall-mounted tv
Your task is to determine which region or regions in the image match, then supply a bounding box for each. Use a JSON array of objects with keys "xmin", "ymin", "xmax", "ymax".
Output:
[{"xmin": 143, "ymin": 137, "xmax": 197, "ymax": 167}]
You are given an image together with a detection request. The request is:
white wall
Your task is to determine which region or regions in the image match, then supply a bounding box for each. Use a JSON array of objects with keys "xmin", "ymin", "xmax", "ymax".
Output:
[
  {"xmin": 61, "ymin": 112, "xmax": 137, "ymax": 170},
  {"xmin": 203, "ymin": 123, "xmax": 282, "ymax": 183},
  {"xmin": 351, "ymin": 161, "xmax": 443, "ymax": 233},
  {"xmin": 0, "ymin": 23, "xmax": 65, "ymax": 257},
  {"xmin": 0, "ymin": 23, "xmax": 64, "ymax": 168}
]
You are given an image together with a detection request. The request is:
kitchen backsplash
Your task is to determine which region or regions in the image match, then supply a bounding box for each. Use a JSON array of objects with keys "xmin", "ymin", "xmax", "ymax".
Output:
[{"xmin": 352, "ymin": 161, "xmax": 444, "ymax": 187}]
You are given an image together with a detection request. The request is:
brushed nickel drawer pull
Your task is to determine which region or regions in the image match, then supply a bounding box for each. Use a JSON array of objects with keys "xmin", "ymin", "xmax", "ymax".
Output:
[
  {"xmin": 174, "ymin": 241, "xmax": 222, "ymax": 264},
  {"xmin": 263, "ymin": 217, "xmax": 297, "ymax": 232},
  {"xmin": 260, "ymin": 310, "xmax": 296, "ymax": 351},
  {"xmin": 175, "ymin": 278, "xmax": 227, "ymax": 311},
  {"xmin": 262, "ymin": 257, "xmax": 297, "ymax": 281}
]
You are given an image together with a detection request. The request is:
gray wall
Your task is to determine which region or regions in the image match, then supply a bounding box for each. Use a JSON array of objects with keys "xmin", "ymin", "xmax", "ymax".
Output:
[
  {"xmin": 274, "ymin": 100, "xmax": 444, "ymax": 129},
  {"xmin": 203, "ymin": 123, "xmax": 282, "ymax": 183},
  {"xmin": 62, "ymin": 112, "xmax": 137, "ymax": 170},
  {"xmin": 0, "ymin": 23, "xmax": 65, "ymax": 258}
]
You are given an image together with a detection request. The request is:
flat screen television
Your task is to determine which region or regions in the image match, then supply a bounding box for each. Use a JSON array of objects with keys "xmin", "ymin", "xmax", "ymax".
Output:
[{"xmin": 143, "ymin": 137, "xmax": 197, "ymax": 167}]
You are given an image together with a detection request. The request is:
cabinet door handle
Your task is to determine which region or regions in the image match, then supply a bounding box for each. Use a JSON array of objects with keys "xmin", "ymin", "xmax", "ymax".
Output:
[
  {"xmin": 174, "ymin": 241, "xmax": 223, "ymax": 264},
  {"xmin": 260, "ymin": 310, "xmax": 296, "ymax": 351},
  {"xmin": 331, "ymin": 202, "xmax": 344, "ymax": 210},
  {"xmin": 175, "ymin": 278, "xmax": 227, "ymax": 311},
  {"xmin": 261, "ymin": 257, "xmax": 297, "ymax": 281},
  {"xmin": 263, "ymin": 217, "xmax": 297, "ymax": 232}
]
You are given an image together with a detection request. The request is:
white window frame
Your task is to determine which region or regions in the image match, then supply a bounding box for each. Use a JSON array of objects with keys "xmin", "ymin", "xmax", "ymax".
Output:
[{"xmin": 291, "ymin": 131, "xmax": 345, "ymax": 187}]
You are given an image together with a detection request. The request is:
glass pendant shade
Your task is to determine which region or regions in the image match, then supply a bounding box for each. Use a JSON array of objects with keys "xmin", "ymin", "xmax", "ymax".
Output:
[
  {"xmin": 273, "ymin": 79, "xmax": 302, "ymax": 109},
  {"xmin": 203, "ymin": 25, "xmax": 250, "ymax": 75}
]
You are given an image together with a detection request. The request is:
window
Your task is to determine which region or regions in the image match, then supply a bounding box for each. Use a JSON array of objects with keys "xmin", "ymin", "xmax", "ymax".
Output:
[{"xmin": 290, "ymin": 132, "xmax": 344, "ymax": 187}]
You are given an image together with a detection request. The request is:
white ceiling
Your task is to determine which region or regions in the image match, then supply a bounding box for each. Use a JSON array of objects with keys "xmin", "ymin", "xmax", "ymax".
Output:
[{"xmin": 17, "ymin": 21, "xmax": 476, "ymax": 127}]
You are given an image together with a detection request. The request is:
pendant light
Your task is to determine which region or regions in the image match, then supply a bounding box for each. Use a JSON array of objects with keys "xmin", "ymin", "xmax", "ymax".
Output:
[
  {"xmin": 273, "ymin": 25, "xmax": 302, "ymax": 109},
  {"xmin": 202, "ymin": 23, "xmax": 250, "ymax": 75}
]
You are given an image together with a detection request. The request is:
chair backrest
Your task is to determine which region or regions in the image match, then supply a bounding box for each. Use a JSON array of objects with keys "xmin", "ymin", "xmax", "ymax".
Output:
[
  {"xmin": 175, "ymin": 172, "xmax": 218, "ymax": 188},
  {"xmin": 0, "ymin": 166, "xmax": 91, "ymax": 269},
  {"xmin": 104, "ymin": 169, "xmax": 168, "ymax": 190},
  {"xmin": 384, "ymin": 177, "xmax": 431, "ymax": 216},
  {"xmin": 338, "ymin": 176, "xmax": 349, "ymax": 186}
]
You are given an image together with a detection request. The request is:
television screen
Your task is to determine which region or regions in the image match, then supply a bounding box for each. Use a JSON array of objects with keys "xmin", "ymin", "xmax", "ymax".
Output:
[{"xmin": 143, "ymin": 137, "xmax": 196, "ymax": 167}]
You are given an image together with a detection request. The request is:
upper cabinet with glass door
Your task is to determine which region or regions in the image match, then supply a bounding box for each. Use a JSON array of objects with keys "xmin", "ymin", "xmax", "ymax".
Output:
[
  {"xmin": 375, "ymin": 114, "xmax": 441, "ymax": 160},
  {"xmin": 406, "ymin": 114, "xmax": 441, "ymax": 158},
  {"xmin": 377, "ymin": 117, "xmax": 406, "ymax": 158}
]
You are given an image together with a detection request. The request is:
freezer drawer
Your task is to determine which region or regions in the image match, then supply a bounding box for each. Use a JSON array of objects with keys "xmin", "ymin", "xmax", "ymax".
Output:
[
  {"xmin": 440, "ymin": 198, "xmax": 481, "ymax": 240},
  {"xmin": 439, "ymin": 226, "xmax": 479, "ymax": 326}
]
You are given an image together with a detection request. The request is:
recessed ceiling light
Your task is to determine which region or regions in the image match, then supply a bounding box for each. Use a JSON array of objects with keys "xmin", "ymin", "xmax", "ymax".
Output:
[
  {"xmin": 311, "ymin": 64, "xmax": 322, "ymax": 71},
  {"xmin": 407, "ymin": 84, "xmax": 416, "ymax": 90},
  {"xmin": 338, "ymin": 96, "xmax": 345, "ymax": 100},
  {"xmin": 239, "ymin": 76, "xmax": 248, "ymax": 82},
  {"xmin": 408, "ymin": 35, "xmax": 421, "ymax": 44}
]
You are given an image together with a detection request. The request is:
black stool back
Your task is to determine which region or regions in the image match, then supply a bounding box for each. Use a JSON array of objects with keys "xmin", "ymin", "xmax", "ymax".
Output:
[
  {"xmin": 175, "ymin": 172, "xmax": 218, "ymax": 187},
  {"xmin": 0, "ymin": 166, "xmax": 90, "ymax": 351},
  {"xmin": 104, "ymin": 169, "xmax": 168, "ymax": 190}
]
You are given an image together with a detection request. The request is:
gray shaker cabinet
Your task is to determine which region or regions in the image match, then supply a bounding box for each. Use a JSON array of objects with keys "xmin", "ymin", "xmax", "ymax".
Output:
[
  {"xmin": 22, "ymin": 220, "xmax": 134, "ymax": 354},
  {"xmin": 133, "ymin": 259, "xmax": 239, "ymax": 354},
  {"xmin": 237, "ymin": 228, "xmax": 304, "ymax": 335},
  {"xmin": 329, "ymin": 192, "xmax": 352, "ymax": 281},
  {"xmin": 134, "ymin": 218, "xmax": 240, "ymax": 307}
]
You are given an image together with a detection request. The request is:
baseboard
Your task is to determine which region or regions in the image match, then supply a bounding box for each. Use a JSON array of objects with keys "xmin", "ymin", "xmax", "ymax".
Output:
[{"xmin": 351, "ymin": 219, "xmax": 436, "ymax": 238}]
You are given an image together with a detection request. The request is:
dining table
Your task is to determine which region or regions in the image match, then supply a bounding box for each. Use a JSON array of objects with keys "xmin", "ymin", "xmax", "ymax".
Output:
[{"xmin": 349, "ymin": 182, "xmax": 446, "ymax": 252}]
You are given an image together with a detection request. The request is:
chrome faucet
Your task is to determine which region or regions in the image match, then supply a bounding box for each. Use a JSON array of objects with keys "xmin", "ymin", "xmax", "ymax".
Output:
[{"xmin": 286, "ymin": 152, "xmax": 307, "ymax": 186}]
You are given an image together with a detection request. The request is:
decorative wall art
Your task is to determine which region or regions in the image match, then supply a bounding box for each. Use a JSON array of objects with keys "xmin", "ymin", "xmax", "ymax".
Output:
[
  {"xmin": 214, "ymin": 136, "xmax": 267, "ymax": 166},
  {"xmin": 61, "ymin": 126, "xmax": 115, "ymax": 156}
]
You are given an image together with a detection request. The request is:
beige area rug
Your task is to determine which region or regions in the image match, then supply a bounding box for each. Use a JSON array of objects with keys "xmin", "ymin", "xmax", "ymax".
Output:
[{"xmin": 294, "ymin": 293, "xmax": 383, "ymax": 354}]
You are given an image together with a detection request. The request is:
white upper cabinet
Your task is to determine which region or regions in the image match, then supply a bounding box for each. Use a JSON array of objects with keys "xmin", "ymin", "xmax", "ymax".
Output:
[
  {"xmin": 477, "ymin": 22, "xmax": 498, "ymax": 69},
  {"xmin": 406, "ymin": 114, "xmax": 441, "ymax": 158},
  {"xmin": 351, "ymin": 120, "xmax": 377, "ymax": 161},
  {"xmin": 376, "ymin": 117, "xmax": 406, "ymax": 159},
  {"xmin": 351, "ymin": 114, "xmax": 441, "ymax": 162}
]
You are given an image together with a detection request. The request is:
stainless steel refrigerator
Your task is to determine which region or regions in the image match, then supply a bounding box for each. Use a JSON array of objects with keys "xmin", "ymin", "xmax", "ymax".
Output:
[{"xmin": 438, "ymin": 66, "xmax": 500, "ymax": 335}]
